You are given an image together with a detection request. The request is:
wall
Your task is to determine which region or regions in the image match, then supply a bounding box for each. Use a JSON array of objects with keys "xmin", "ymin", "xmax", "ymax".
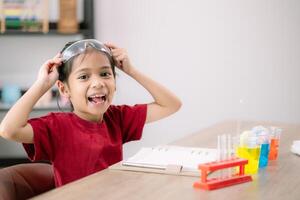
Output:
[
  {"xmin": 0, "ymin": 0, "xmax": 84, "ymax": 87},
  {"xmin": 0, "ymin": 0, "xmax": 84, "ymax": 158},
  {"xmin": 95, "ymin": 0, "xmax": 300, "ymax": 158},
  {"xmin": 0, "ymin": 0, "xmax": 300, "ymax": 159}
]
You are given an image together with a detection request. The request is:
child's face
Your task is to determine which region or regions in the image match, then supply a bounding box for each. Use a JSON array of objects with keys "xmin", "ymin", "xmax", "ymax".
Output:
[{"xmin": 65, "ymin": 50, "xmax": 116, "ymax": 122}]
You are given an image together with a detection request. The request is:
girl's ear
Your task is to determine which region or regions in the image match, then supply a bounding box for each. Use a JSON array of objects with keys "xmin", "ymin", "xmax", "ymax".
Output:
[{"xmin": 56, "ymin": 80, "xmax": 70, "ymax": 98}]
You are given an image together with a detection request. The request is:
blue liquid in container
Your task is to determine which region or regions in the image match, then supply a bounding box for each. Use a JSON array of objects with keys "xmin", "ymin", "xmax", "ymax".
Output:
[{"xmin": 259, "ymin": 143, "xmax": 269, "ymax": 168}]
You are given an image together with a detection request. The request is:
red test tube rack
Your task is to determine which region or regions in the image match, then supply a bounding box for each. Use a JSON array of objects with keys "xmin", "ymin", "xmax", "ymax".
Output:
[{"xmin": 193, "ymin": 158, "xmax": 252, "ymax": 190}]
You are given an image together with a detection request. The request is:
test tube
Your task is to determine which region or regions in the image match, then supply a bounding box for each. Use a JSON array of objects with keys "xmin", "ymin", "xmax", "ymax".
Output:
[
  {"xmin": 232, "ymin": 134, "xmax": 239, "ymax": 158},
  {"xmin": 217, "ymin": 135, "xmax": 222, "ymax": 179},
  {"xmin": 232, "ymin": 134, "xmax": 239, "ymax": 175},
  {"xmin": 220, "ymin": 134, "xmax": 226, "ymax": 178},
  {"xmin": 217, "ymin": 135, "xmax": 221, "ymax": 161},
  {"xmin": 222, "ymin": 134, "xmax": 227, "ymax": 161},
  {"xmin": 227, "ymin": 134, "xmax": 232, "ymax": 177}
]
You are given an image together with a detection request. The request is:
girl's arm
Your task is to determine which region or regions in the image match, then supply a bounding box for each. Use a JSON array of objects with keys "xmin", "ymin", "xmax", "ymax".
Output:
[
  {"xmin": 106, "ymin": 43, "xmax": 182, "ymax": 123},
  {"xmin": 0, "ymin": 54, "xmax": 62, "ymax": 143}
]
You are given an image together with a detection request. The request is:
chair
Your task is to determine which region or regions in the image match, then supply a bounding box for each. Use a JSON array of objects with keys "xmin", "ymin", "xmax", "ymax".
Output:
[{"xmin": 0, "ymin": 163, "xmax": 54, "ymax": 200}]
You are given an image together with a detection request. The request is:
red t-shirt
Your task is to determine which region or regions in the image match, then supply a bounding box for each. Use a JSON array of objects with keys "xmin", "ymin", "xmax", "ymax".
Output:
[{"xmin": 23, "ymin": 104, "xmax": 147, "ymax": 187}]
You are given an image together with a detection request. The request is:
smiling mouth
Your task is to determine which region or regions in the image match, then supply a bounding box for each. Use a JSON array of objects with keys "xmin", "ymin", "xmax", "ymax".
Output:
[{"xmin": 87, "ymin": 94, "xmax": 107, "ymax": 104}]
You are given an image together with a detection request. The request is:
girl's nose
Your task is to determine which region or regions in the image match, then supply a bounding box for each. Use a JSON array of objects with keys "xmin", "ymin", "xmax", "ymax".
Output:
[{"xmin": 91, "ymin": 76, "xmax": 105, "ymax": 88}]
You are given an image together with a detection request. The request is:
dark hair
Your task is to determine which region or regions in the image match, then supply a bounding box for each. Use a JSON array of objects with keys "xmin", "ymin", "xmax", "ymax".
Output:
[{"xmin": 58, "ymin": 40, "xmax": 116, "ymax": 83}]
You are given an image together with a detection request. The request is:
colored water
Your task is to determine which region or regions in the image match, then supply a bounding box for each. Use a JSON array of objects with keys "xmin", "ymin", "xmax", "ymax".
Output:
[
  {"xmin": 259, "ymin": 143, "xmax": 269, "ymax": 168},
  {"xmin": 237, "ymin": 146, "xmax": 260, "ymax": 174},
  {"xmin": 269, "ymin": 139, "xmax": 279, "ymax": 160}
]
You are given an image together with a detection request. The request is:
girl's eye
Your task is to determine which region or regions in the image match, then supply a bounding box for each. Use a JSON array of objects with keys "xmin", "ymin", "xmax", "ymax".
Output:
[
  {"xmin": 100, "ymin": 72, "xmax": 112, "ymax": 78},
  {"xmin": 78, "ymin": 75, "xmax": 88, "ymax": 80}
]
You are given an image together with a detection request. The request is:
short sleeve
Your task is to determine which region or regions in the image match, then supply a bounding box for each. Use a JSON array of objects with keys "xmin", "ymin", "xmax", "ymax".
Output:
[
  {"xmin": 22, "ymin": 113, "xmax": 57, "ymax": 161},
  {"xmin": 119, "ymin": 104, "xmax": 147, "ymax": 143}
]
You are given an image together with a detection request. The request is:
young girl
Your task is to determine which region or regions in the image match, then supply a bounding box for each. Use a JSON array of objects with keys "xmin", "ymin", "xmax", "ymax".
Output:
[{"xmin": 0, "ymin": 39, "xmax": 181, "ymax": 187}]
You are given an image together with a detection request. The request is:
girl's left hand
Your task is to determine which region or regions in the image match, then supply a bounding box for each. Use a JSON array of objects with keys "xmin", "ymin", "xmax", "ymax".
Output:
[{"xmin": 104, "ymin": 43, "xmax": 133, "ymax": 74}]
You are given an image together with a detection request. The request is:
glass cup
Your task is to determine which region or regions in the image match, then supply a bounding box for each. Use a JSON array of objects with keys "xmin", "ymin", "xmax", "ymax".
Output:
[
  {"xmin": 268, "ymin": 127, "xmax": 282, "ymax": 160},
  {"xmin": 237, "ymin": 135, "xmax": 261, "ymax": 174},
  {"xmin": 254, "ymin": 128, "xmax": 270, "ymax": 168}
]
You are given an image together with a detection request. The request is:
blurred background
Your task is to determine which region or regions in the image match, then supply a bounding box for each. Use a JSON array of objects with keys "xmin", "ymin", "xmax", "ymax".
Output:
[{"xmin": 0, "ymin": 0, "xmax": 299, "ymax": 164}]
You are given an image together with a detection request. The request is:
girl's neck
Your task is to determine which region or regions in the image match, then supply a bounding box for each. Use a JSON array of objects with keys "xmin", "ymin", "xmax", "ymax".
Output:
[{"xmin": 72, "ymin": 110, "xmax": 103, "ymax": 123}]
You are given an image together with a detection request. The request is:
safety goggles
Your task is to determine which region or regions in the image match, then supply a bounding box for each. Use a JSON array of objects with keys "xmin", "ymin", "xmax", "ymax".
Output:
[{"xmin": 61, "ymin": 39, "xmax": 113, "ymax": 63}]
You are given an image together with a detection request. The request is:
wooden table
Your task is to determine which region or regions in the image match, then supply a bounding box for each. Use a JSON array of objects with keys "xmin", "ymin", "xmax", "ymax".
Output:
[{"xmin": 31, "ymin": 120, "xmax": 300, "ymax": 200}]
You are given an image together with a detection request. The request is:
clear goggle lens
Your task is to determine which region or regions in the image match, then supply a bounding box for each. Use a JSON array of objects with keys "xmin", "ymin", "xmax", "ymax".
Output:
[{"xmin": 61, "ymin": 39, "xmax": 112, "ymax": 63}]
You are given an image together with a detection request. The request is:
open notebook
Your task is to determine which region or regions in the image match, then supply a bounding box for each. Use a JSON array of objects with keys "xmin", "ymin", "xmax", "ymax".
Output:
[{"xmin": 110, "ymin": 145, "xmax": 217, "ymax": 176}]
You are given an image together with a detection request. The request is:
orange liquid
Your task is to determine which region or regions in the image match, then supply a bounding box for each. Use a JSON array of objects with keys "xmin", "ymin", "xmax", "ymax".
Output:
[{"xmin": 268, "ymin": 139, "xmax": 279, "ymax": 160}]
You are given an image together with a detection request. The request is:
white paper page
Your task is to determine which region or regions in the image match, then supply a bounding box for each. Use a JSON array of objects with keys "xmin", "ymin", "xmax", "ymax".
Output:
[{"xmin": 123, "ymin": 145, "xmax": 217, "ymax": 172}]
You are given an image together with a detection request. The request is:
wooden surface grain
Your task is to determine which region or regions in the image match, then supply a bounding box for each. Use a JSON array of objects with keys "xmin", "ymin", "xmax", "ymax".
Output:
[{"xmin": 31, "ymin": 120, "xmax": 300, "ymax": 200}]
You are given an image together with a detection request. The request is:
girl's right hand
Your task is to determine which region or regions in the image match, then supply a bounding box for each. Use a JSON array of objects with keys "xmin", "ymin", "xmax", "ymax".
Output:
[{"xmin": 36, "ymin": 53, "xmax": 62, "ymax": 90}]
